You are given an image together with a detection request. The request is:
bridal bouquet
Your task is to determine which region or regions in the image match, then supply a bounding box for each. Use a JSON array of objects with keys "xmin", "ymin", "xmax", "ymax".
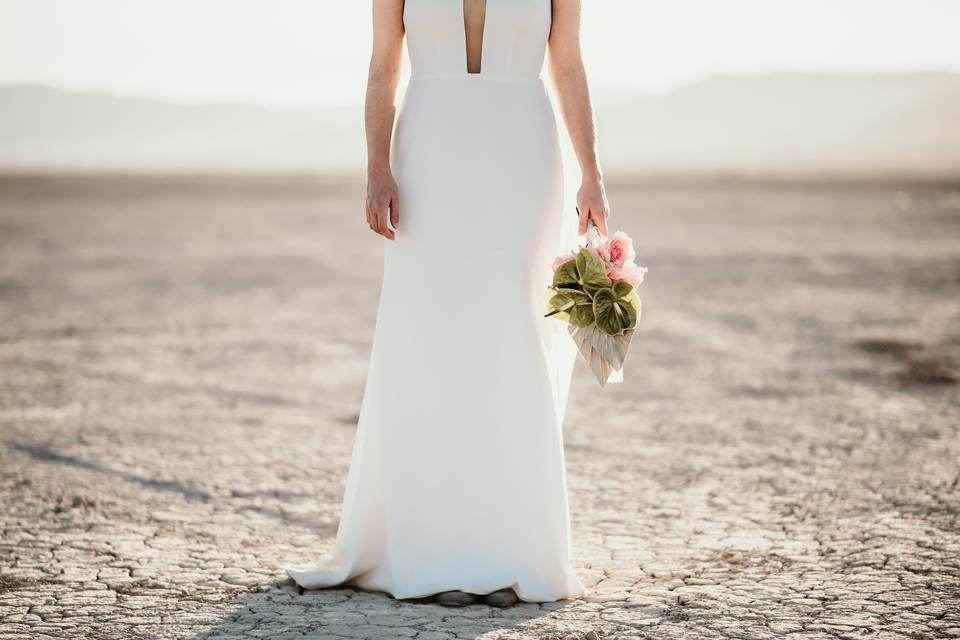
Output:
[{"xmin": 546, "ymin": 224, "xmax": 646, "ymax": 387}]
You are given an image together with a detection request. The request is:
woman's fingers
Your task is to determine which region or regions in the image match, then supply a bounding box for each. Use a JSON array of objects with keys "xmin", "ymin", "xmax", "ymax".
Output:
[
  {"xmin": 379, "ymin": 204, "xmax": 395, "ymax": 240},
  {"xmin": 368, "ymin": 201, "xmax": 382, "ymax": 234},
  {"xmin": 365, "ymin": 196, "xmax": 396, "ymax": 239},
  {"xmin": 593, "ymin": 206, "xmax": 609, "ymax": 236},
  {"xmin": 365, "ymin": 173, "xmax": 399, "ymax": 240},
  {"xmin": 388, "ymin": 194, "xmax": 400, "ymax": 233},
  {"xmin": 578, "ymin": 203, "xmax": 609, "ymax": 236},
  {"xmin": 577, "ymin": 178, "xmax": 612, "ymax": 237},
  {"xmin": 577, "ymin": 206, "xmax": 591, "ymax": 234}
]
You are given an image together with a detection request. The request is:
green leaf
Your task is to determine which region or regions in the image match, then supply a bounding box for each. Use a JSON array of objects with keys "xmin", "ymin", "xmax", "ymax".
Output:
[
  {"xmin": 552, "ymin": 259, "xmax": 580, "ymax": 289},
  {"xmin": 593, "ymin": 287, "xmax": 638, "ymax": 336},
  {"xmin": 549, "ymin": 288, "xmax": 590, "ymax": 308},
  {"xmin": 625, "ymin": 288, "xmax": 642, "ymax": 315},
  {"xmin": 546, "ymin": 288, "xmax": 593, "ymax": 323},
  {"xmin": 546, "ymin": 293, "xmax": 574, "ymax": 316},
  {"xmin": 612, "ymin": 279, "xmax": 634, "ymax": 299},
  {"xmin": 575, "ymin": 248, "xmax": 612, "ymax": 295},
  {"xmin": 569, "ymin": 301, "xmax": 596, "ymax": 327}
]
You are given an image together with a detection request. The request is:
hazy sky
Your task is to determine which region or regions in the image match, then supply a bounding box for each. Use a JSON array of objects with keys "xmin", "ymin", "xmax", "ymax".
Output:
[{"xmin": 2, "ymin": 0, "xmax": 959, "ymax": 109}]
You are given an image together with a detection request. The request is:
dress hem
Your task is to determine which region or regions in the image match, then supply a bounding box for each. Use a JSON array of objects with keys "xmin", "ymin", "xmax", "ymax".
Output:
[{"xmin": 284, "ymin": 565, "xmax": 588, "ymax": 604}]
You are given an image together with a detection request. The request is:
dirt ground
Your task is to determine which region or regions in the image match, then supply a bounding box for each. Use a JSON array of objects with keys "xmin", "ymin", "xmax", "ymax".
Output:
[{"xmin": 1, "ymin": 173, "xmax": 958, "ymax": 639}]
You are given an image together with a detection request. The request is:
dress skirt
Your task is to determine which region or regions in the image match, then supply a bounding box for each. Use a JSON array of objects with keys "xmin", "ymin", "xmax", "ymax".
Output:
[{"xmin": 285, "ymin": 73, "xmax": 585, "ymax": 602}]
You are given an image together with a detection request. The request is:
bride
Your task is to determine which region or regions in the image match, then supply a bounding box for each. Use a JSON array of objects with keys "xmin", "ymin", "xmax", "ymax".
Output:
[{"xmin": 285, "ymin": 0, "xmax": 611, "ymax": 607}]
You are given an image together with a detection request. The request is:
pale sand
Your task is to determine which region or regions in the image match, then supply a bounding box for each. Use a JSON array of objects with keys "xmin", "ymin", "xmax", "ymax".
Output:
[{"xmin": 0, "ymin": 173, "xmax": 958, "ymax": 639}]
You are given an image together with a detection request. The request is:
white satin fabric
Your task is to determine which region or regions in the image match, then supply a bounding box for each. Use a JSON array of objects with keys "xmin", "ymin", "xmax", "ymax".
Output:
[{"xmin": 285, "ymin": 0, "xmax": 586, "ymax": 602}]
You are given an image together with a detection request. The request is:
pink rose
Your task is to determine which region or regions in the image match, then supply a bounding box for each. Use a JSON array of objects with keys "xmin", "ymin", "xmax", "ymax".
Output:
[
  {"xmin": 607, "ymin": 262, "xmax": 646, "ymax": 288},
  {"xmin": 607, "ymin": 231, "xmax": 636, "ymax": 267},
  {"xmin": 621, "ymin": 262, "xmax": 647, "ymax": 288},
  {"xmin": 552, "ymin": 253, "xmax": 575, "ymax": 271}
]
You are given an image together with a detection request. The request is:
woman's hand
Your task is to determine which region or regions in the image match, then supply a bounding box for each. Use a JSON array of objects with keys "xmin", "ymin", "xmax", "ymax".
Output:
[
  {"xmin": 366, "ymin": 169, "xmax": 399, "ymax": 240},
  {"xmin": 577, "ymin": 174, "xmax": 610, "ymax": 236}
]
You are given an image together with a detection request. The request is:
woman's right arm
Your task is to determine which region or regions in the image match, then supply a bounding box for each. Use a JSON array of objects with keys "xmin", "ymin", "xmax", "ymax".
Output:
[{"xmin": 365, "ymin": 0, "xmax": 405, "ymax": 240}]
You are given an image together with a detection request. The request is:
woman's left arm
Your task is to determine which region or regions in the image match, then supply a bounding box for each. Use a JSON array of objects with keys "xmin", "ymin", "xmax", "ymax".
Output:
[{"xmin": 547, "ymin": 0, "xmax": 610, "ymax": 236}]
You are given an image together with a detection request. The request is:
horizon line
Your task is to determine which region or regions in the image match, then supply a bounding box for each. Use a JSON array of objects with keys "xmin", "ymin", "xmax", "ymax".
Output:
[{"xmin": 3, "ymin": 68, "xmax": 959, "ymax": 112}]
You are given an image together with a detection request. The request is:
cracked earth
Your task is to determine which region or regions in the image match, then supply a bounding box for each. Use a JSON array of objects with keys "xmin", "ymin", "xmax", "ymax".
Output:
[{"xmin": 1, "ymin": 174, "xmax": 958, "ymax": 639}]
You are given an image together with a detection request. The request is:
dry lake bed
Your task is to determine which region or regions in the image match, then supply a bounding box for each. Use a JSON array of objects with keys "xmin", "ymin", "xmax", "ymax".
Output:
[{"xmin": 1, "ymin": 173, "xmax": 958, "ymax": 639}]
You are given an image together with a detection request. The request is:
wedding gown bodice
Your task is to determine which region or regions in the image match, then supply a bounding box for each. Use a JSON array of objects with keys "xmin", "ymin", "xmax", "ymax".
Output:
[{"xmin": 403, "ymin": 0, "xmax": 552, "ymax": 79}]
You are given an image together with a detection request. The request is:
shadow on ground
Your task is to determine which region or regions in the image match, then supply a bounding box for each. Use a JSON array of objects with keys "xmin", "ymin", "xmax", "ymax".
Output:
[
  {"xmin": 190, "ymin": 581, "xmax": 583, "ymax": 640},
  {"xmin": 6, "ymin": 440, "xmax": 336, "ymax": 532}
]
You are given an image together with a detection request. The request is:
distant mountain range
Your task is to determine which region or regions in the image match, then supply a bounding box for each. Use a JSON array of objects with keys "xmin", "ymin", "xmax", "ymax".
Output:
[{"xmin": 1, "ymin": 73, "xmax": 959, "ymax": 175}]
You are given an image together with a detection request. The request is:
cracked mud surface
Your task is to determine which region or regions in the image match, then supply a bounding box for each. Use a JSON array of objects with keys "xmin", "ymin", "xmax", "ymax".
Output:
[{"xmin": 1, "ymin": 174, "xmax": 958, "ymax": 639}]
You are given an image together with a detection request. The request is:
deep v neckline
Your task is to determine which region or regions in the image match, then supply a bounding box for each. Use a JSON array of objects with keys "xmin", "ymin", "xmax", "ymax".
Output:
[{"xmin": 460, "ymin": 0, "xmax": 490, "ymax": 75}]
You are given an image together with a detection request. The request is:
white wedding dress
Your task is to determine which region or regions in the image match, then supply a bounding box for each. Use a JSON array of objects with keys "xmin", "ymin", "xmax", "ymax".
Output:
[{"xmin": 285, "ymin": 0, "xmax": 586, "ymax": 602}]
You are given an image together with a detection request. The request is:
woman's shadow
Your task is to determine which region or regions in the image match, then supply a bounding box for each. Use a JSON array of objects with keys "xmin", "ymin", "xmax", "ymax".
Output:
[{"xmin": 190, "ymin": 580, "xmax": 579, "ymax": 640}]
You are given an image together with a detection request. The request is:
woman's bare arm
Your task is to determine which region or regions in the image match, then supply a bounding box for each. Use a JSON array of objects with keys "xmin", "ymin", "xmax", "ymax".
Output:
[
  {"xmin": 547, "ymin": 0, "xmax": 610, "ymax": 236},
  {"xmin": 365, "ymin": 0, "xmax": 405, "ymax": 240}
]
